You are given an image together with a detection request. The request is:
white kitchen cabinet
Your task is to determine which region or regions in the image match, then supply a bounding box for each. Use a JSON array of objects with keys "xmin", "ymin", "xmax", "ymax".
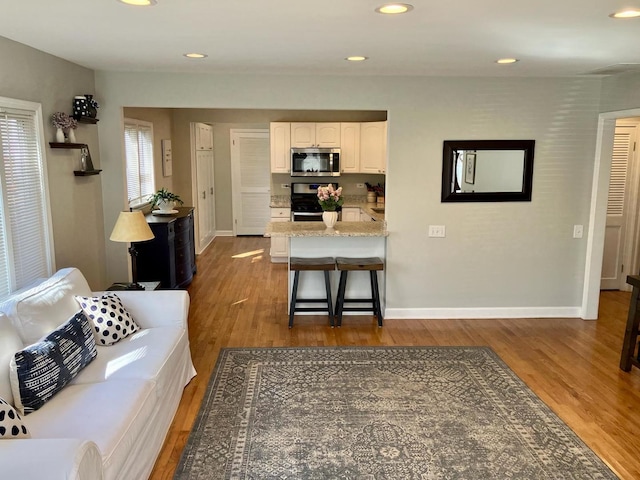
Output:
[
  {"xmin": 341, "ymin": 207, "xmax": 361, "ymax": 222},
  {"xmin": 291, "ymin": 123, "xmax": 340, "ymax": 148},
  {"xmin": 270, "ymin": 208, "xmax": 291, "ymax": 262},
  {"xmin": 270, "ymin": 122, "xmax": 291, "ymax": 173},
  {"xmin": 340, "ymin": 123, "xmax": 361, "ymax": 173},
  {"xmin": 360, "ymin": 121, "xmax": 387, "ymax": 174},
  {"xmin": 195, "ymin": 122, "xmax": 213, "ymax": 150}
]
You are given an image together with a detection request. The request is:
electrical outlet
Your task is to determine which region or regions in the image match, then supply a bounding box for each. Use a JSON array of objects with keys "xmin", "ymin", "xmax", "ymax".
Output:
[
  {"xmin": 281, "ymin": 184, "xmax": 290, "ymax": 189},
  {"xmin": 573, "ymin": 224, "xmax": 583, "ymax": 238},
  {"xmin": 428, "ymin": 225, "xmax": 446, "ymax": 238},
  {"xmin": 356, "ymin": 183, "xmax": 365, "ymax": 189}
]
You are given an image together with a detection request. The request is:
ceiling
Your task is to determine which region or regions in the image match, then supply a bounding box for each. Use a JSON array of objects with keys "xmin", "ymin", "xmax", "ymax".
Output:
[{"xmin": 2, "ymin": 0, "xmax": 639, "ymax": 77}]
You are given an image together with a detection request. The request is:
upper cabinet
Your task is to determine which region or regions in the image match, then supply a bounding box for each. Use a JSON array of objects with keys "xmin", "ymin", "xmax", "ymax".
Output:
[
  {"xmin": 270, "ymin": 122, "xmax": 291, "ymax": 174},
  {"xmin": 291, "ymin": 123, "xmax": 340, "ymax": 148},
  {"xmin": 340, "ymin": 123, "xmax": 361, "ymax": 173},
  {"xmin": 195, "ymin": 123, "xmax": 213, "ymax": 150},
  {"xmin": 360, "ymin": 121, "xmax": 387, "ymax": 174}
]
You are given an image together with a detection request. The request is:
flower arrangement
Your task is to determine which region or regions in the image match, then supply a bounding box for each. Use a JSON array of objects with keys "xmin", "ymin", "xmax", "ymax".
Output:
[
  {"xmin": 317, "ymin": 184, "xmax": 344, "ymax": 211},
  {"xmin": 51, "ymin": 112, "xmax": 77, "ymax": 130},
  {"xmin": 365, "ymin": 182, "xmax": 385, "ymax": 196}
]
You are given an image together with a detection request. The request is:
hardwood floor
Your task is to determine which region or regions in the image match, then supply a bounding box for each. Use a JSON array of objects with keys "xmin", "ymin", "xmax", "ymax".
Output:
[{"xmin": 150, "ymin": 236, "xmax": 640, "ymax": 479}]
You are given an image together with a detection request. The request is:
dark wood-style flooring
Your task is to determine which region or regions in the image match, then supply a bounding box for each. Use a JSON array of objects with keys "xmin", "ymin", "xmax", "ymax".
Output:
[{"xmin": 150, "ymin": 236, "xmax": 640, "ymax": 479}]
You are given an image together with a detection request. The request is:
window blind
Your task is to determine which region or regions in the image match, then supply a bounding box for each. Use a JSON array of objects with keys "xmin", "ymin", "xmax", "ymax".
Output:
[
  {"xmin": 124, "ymin": 120, "xmax": 154, "ymax": 206},
  {"xmin": 0, "ymin": 104, "xmax": 53, "ymax": 298}
]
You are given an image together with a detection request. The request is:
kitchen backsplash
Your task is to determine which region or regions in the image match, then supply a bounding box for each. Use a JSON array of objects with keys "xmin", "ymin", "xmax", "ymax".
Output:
[{"xmin": 270, "ymin": 173, "xmax": 385, "ymax": 196}]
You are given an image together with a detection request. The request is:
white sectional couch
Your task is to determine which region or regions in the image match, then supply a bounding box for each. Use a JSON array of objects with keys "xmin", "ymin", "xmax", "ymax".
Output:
[{"xmin": 0, "ymin": 268, "xmax": 196, "ymax": 480}]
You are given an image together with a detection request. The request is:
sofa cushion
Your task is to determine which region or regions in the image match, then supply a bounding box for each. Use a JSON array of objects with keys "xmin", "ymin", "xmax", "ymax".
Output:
[
  {"xmin": 0, "ymin": 396, "xmax": 30, "ymax": 438},
  {"xmin": 0, "ymin": 313, "xmax": 23, "ymax": 405},
  {"xmin": 10, "ymin": 312, "xmax": 97, "ymax": 415},
  {"xmin": 23, "ymin": 379, "xmax": 157, "ymax": 480},
  {"xmin": 71, "ymin": 326, "xmax": 187, "ymax": 400},
  {"xmin": 75, "ymin": 293, "xmax": 140, "ymax": 346},
  {"xmin": 0, "ymin": 268, "xmax": 92, "ymax": 345}
]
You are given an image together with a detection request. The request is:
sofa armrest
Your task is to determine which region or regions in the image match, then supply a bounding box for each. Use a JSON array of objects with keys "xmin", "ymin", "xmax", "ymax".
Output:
[
  {"xmin": 93, "ymin": 290, "xmax": 190, "ymax": 329},
  {"xmin": 0, "ymin": 438, "xmax": 103, "ymax": 480}
]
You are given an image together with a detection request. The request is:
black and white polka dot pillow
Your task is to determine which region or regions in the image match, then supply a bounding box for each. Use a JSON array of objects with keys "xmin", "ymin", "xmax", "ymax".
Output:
[
  {"xmin": 0, "ymin": 396, "xmax": 30, "ymax": 439},
  {"xmin": 74, "ymin": 293, "xmax": 140, "ymax": 346}
]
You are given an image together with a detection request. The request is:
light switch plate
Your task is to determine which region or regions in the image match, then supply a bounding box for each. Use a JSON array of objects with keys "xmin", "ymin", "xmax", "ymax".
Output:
[
  {"xmin": 573, "ymin": 224, "xmax": 583, "ymax": 238},
  {"xmin": 356, "ymin": 183, "xmax": 365, "ymax": 188},
  {"xmin": 428, "ymin": 225, "xmax": 446, "ymax": 238}
]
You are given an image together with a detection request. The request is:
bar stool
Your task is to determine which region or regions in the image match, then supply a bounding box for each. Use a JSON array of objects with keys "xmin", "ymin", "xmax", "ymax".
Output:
[
  {"xmin": 289, "ymin": 257, "xmax": 336, "ymax": 328},
  {"xmin": 335, "ymin": 257, "xmax": 384, "ymax": 327}
]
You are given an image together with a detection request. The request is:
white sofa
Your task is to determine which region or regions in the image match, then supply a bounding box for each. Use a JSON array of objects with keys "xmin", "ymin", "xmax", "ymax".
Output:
[{"xmin": 0, "ymin": 268, "xmax": 196, "ymax": 480}]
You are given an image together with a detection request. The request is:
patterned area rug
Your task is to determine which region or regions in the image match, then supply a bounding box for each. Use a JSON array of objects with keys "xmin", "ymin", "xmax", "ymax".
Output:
[{"xmin": 175, "ymin": 347, "xmax": 616, "ymax": 479}]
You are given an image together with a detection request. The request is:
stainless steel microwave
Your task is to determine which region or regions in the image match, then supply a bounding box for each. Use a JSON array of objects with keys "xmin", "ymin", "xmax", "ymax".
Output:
[{"xmin": 291, "ymin": 148, "xmax": 340, "ymax": 177}]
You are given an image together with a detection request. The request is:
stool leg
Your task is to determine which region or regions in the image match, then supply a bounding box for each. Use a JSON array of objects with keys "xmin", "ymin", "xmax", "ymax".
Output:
[
  {"xmin": 323, "ymin": 271, "xmax": 334, "ymax": 327},
  {"xmin": 336, "ymin": 271, "xmax": 348, "ymax": 327},
  {"xmin": 370, "ymin": 270, "xmax": 383, "ymax": 327},
  {"xmin": 289, "ymin": 271, "xmax": 300, "ymax": 328}
]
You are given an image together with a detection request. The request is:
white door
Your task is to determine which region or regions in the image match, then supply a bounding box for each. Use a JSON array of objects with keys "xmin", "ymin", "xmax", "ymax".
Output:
[
  {"xmin": 601, "ymin": 125, "xmax": 636, "ymax": 289},
  {"xmin": 231, "ymin": 129, "xmax": 271, "ymax": 235},
  {"xmin": 196, "ymin": 149, "xmax": 215, "ymax": 247}
]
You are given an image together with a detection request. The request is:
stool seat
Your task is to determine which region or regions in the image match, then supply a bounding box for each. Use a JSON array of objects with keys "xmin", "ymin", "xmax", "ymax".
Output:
[
  {"xmin": 288, "ymin": 257, "xmax": 336, "ymax": 328},
  {"xmin": 335, "ymin": 257, "xmax": 384, "ymax": 327}
]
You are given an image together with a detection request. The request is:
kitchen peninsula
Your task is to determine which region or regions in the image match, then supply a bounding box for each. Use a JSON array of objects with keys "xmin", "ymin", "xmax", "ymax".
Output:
[{"xmin": 265, "ymin": 221, "xmax": 388, "ymax": 319}]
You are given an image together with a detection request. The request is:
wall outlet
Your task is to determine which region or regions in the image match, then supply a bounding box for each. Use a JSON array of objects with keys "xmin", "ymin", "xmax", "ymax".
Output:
[
  {"xmin": 573, "ymin": 224, "xmax": 583, "ymax": 238},
  {"xmin": 428, "ymin": 225, "xmax": 446, "ymax": 238},
  {"xmin": 356, "ymin": 183, "xmax": 365, "ymax": 189},
  {"xmin": 281, "ymin": 184, "xmax": 290, "ymax": 189}
]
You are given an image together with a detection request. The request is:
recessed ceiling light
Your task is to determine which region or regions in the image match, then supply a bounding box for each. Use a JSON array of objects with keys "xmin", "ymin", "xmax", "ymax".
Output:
[
  {"xmin": 346, "ymin": 56, "xmax": 368, "ymax": 62},
  {"xmin": 375, "ymin": 3, "xmax": 414, "ymax": 14},
  {"xmin": 184, "ymin": 53, "xmax": 208, "ymax": 59},
  {"xmin": 118, "ymin": 0, "xmax": 157, "ymax": 6},
  {"xmin": 496, "ymin": 58, "xmax": 519, "ymax": 64},
  {"xmin": 609, "ymin": 9, "xmax": 640, "ymax": 18}
]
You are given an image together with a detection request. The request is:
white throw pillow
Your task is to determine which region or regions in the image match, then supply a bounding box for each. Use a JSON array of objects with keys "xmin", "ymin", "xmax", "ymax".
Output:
[
  {"xmin": 75, "ymin": 293, "xmax": 140, "ymax": 346},
  {"xmin": 0, "ymin": 396, "xmax": 30, "ymax": 439}
]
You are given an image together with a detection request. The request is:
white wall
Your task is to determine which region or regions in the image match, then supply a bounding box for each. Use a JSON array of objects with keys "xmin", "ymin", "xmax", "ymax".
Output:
[{"xmin": 95, "ymin": 72, "xmax": 602, "ymax": 316}]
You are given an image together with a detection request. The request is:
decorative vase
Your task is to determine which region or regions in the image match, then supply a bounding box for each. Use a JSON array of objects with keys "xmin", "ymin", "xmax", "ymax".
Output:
[
  {"xmin": 73, "ymin": 95, "xmax": 89, "ymax": 118},
  {"xmin": 55, "ymin": 127, "xmax": 65, "ymax": 143},
  {"xmin": 68, "ymin": 129, "xmax": 76, "ymax": 143},
  {"xmin": 322, "ymin": 211, "xmax": 338, "ymax": 229},
  {"xmin": 156, "ymin": 199, "xmax": 174, "ymax": 212},
  {"xmin": 84, "ymin": 94, "xmax": 97, "ymax": 118},
  {"xmin": 367, "ymin": 192, "xmax": 377, "ymax": 203}
]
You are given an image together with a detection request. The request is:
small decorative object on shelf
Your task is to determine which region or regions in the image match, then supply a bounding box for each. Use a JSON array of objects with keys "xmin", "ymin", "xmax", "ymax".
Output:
[
  {"xmin": 72, "ymin": 95, "xmax": 100, "ymax": 122},
  {"xmin": 148, "ymin": 187, "xmax": 184, "ymax": 212},
  {"xmin": 84, "ymin": 94, "xmax": 99, "ymax": 119},
  {"xmin": 317, "ymin": 184, "xmax": 343, "ymax": 229},
  {"xmin": 52, "ymin": 112, "xmax": 75, "ymax": 143}
]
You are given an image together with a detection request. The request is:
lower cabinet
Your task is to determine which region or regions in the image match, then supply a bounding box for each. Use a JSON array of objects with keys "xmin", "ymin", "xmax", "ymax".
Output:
[
  {"xmin": 134, "ymin": 207, "xmax": 197, "ymax": 289},
  {"xmin": 270, "ymin": 207, "xmax": 290, "ymax": 263},
  {"xmin": 341, "ymin": 207, "xmax": 361, "ymax": 222}
]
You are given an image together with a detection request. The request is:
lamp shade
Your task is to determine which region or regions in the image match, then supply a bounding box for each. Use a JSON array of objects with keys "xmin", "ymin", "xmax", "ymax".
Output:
[{"xmin": 110, "ymin": 211, "xmax": 154, "ymax": 243}]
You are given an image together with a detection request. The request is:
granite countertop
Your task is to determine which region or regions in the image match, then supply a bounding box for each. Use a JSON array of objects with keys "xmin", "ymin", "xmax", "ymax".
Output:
[
  {"xmin": 342, "ymin": 195, "xmax": 385, "ymax": 221},
  {"xmin": 265, "ymin": 221, "xmax": 388, "ymax": 237},
  {"xmin": 270, "ymin": 195, "xmax": 291, "ymax": 208}
]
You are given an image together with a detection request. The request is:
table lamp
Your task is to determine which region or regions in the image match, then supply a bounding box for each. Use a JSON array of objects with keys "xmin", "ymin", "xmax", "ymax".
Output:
[{"xmin": 110, "ymin": 211, "xmax": 155, "ymax": 290}]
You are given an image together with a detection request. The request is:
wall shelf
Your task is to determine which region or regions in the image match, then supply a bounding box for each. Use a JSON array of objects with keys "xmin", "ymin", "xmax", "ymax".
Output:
[
  {"xmin": 73, "ymin": 169, "xmax": 102, "ymax": 176},
  {"xmin": 72, "ymin": 115, "xmax": 98, "ymax": 124},
  {"xmin": 49, "ymin": 142, "xmax": 87, "ymax": 149}
]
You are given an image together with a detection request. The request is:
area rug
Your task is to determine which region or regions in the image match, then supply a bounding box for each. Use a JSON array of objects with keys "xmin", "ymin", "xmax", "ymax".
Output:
[{"xmin": 175, "ymin": 347, "xmax": 616, "ymax": 479}]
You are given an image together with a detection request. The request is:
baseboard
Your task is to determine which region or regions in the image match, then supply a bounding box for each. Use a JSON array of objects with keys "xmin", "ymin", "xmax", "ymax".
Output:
[
  {"xmin": 215, "ymin": 230, "xmax": 234, "ymax": 237},
  {"xmin": 384, "ymin": 306, "xmax": 582, "ymax": 320}
]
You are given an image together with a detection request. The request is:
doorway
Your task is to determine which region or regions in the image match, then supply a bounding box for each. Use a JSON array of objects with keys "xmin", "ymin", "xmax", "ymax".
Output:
[{"xmin": 230, "ymin": 129, "xmax": 271, "ymax": 236}]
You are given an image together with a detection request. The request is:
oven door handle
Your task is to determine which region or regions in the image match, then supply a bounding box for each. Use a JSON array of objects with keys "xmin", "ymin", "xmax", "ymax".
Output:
[{"xmin": 293, "ymin": 212, "xmax": 323, "ymax": 216}]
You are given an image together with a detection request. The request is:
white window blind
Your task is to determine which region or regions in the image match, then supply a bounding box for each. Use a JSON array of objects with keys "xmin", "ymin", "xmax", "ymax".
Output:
[
  {"xmin": 124, "ymin": 119, "xmax": 154, "ymax": 206},
  {"xmin": 0, "ymin": 101, "xmax": 54, "ymax": 299},
  {"xmin": 607, "ymin": 131, "xmax": 632, "ymax": 216}
]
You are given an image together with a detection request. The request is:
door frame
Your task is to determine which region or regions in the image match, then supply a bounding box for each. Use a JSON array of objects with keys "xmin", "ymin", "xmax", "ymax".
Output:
[{"xmin": 583, "ymin": 108, "xmax": 640, "ymax": 319}]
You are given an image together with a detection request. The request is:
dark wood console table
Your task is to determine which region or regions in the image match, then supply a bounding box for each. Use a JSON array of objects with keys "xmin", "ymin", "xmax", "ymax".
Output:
[
  {"xmin": 133, "ymin": 207, "xmax": 196, "ymax": 289},
  {"xmin": 620, "ymin": 275, "xmax": 640, "ymax": 371}
]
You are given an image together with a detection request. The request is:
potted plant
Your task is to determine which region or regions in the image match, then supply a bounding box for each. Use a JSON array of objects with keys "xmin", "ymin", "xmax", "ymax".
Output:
[{"xmin": 148, "ymin": 187, "xmax": 184, "ymax": 212}]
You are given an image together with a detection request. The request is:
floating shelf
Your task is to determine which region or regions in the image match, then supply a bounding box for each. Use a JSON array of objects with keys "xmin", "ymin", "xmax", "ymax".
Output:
[
  {"xmin": 73, "ymin": 169, "xmax": 102, "ymax": 176},
  {"xmin": 49, "ymin": 142, "xmax": 87, "ymax": 149},
  {"xmin": 72, "ymin": 115, "xmax": 98, "ymax": 124}
]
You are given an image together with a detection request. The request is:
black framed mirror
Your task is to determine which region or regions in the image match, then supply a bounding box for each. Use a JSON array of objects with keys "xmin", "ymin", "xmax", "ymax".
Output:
[{"xmin": 441, "ymin": 140, "xmax": 535, "ymax": 202}]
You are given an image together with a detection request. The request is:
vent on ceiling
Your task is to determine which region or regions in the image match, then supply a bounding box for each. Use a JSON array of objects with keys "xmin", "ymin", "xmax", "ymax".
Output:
[{"xmin": 584, "ymin": 63, "xmax": 640, "ymax": 76}]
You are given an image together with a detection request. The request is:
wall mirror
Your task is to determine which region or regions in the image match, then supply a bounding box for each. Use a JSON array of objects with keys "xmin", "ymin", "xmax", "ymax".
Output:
[{"xmin": 441, "ymin": 140, "xmax": 535, "ymax": 202}]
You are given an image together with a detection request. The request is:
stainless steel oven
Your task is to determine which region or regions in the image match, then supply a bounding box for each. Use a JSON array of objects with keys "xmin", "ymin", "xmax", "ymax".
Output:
[{"xmin": 291, "ymin": 148, "xmax": 340, "ymax": 177}]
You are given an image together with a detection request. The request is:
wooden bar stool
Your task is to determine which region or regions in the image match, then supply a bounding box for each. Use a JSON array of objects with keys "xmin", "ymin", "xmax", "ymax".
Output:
[
  {"xmin": 289, "ymin": 257, "xmax": 336, "ymax": 328},
  {"xmin": 335, "ymin": 257, "xmax": 384, "ymax": 327}
]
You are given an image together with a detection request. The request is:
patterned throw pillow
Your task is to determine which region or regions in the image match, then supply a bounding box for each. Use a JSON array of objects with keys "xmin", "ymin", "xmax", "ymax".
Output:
[
  {"xmin": 10, "ymin": 312, "xmax": 97, "ymax": 415},
  {"xmin": 74, "ymin": 293, "xmax": 140, "ymax": 346},
  {"xmin": 0, "ymin": 396, "xmax": 30, "ymax": 439}
]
